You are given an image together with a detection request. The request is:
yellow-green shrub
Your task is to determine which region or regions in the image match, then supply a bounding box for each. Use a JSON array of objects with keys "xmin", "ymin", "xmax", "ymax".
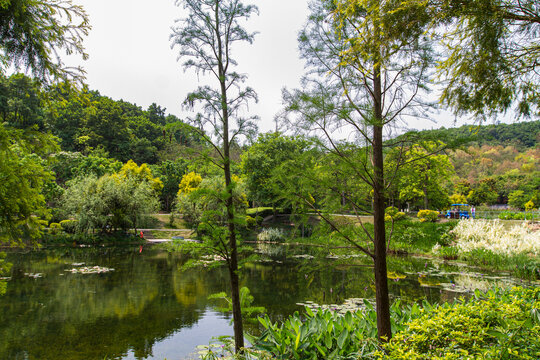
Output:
[
  {"xmin": 385, "ymin": 206, "xmax": 406, "ymax": 222},
  {"xmin": 380, "ymin": 287, "xmax": 540, "ymax": 359},
  {"xmin": 59, "ymin": 219, "xmax": 78, "ymax": 234},
  {"xmin": 245, "ymin": 215, "xmax": 257, "ymax": 228},
  {"xmin": 49, "ymin": 222, "xmax": 62, "ymax": 235},
  {"xmin": 417, "ymin": 209, "xmax": 439, "ymax": 222},
  {"xmin": 251, "ymin": 287, "xmax": 540, "ymax": 360}
]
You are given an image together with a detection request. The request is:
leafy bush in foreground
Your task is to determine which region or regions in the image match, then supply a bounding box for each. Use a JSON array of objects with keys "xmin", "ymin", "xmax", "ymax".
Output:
[
  {"xmin": 251, "ymin": 287, "xmax": 540, "ymax": 360},
  {"xmin": 381, "ymin": 287, "xmax": 540, "ymax": 359}
]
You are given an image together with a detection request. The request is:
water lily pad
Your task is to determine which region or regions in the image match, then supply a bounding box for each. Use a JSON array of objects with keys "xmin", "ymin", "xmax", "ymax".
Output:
[
  {"xmin": 24, "ymin": 273, "xmax": 42, "ymax": 279},
  {"xmin": 66, "ymin": 266, "xmax": 114, "ymax": 274},
  {"xmin": 292, "ymin": 254, "xmax": 315, "ymax": 259}
]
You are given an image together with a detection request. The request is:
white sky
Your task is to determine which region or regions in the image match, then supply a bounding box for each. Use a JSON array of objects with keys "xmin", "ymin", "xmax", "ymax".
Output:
[
  {"xmin": 66, "ymin": 0, "xmax": 512, "ymax": 134},
  {"xmin": 66, "ymin": 0, "xmax": 310, "ymax": 134}
]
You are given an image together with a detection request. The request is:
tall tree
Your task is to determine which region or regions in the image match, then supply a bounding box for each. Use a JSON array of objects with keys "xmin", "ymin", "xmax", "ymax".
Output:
[
  {"xmin": 0, "ymin": 0, "xmax": 89, "ymax": 245},
  {"xmin": 388, "ymin": 142, "xmax": 454, "ymax": 210},
  {"xmin": 240, "ymin": 132, "xmax": 310, "ymax": 211},
  {"xmin": 0, "ymin": 121, "xmax": 57, "ymax": 244},
  {"xmin": 0, "ymin": 0, "xmax": 90, "ymax": 83},
  {"xmin": 283, "ymin": 0, "xmax": 434, "ymax": 340},
  {"xmin": 170, "ymin": 0, "xmax": 258, "ymax": 352},
  {"xmin": 0, "ymin": 72, "xmax": 58, "ymax": 244}
]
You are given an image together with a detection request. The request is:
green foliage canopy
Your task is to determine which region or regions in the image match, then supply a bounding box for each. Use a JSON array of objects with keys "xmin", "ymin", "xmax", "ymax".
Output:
[
  {"xmin": 0, "ymin": 0, "xmax": 90, "ymax": 83},
  {"xmin": 433, "ymin": 0, "xmax": 540, "ymax": 118},
  {"xmin": 0, "ymin": 123, "xmax": 57, "ymax": 243},
  {"xmin": 240, "ymin": 132, "xmax": 310, "ymax": 208}
]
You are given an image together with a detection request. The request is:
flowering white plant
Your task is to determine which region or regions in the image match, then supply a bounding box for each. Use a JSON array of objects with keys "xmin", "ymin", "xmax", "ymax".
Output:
[{"xmin": 452, "ymin": 219, "xmax": 540, "ymax": 256}]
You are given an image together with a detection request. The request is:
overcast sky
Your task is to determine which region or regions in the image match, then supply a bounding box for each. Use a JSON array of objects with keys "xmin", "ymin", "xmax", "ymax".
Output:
[
  {"xmin": 66, "ymin": 0, "xmax": 310, "ymax": 134},
  {"xmin": 67, "ymin": 0, "xmax": 510, "ymax": 135}
]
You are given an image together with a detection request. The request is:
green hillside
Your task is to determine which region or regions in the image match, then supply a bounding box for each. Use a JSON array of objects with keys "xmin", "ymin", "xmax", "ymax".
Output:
[{"xmin": 410, "ymin": 121, "xmax": 539, "ymax": 150}]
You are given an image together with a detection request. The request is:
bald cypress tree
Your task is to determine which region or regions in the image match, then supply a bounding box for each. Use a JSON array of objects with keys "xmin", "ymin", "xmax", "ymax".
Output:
[{"xmin": 171, "ymin": 0, "xmax": 258, "ymax": 352}]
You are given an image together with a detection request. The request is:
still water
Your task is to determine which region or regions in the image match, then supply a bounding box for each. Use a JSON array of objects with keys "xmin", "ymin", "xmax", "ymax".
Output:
[{"xmin": 0, "ymin": 245, "xmax": 532, "ymax": 359}]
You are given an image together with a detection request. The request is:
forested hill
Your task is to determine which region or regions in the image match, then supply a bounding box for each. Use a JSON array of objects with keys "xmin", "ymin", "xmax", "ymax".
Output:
[
  {"xmin": 410, "ymin": 121, "xmax": 539, "ymax": 150},
  {"xmin": 0, "ymin": 73, "xmax": 210, "ymax": 166}
]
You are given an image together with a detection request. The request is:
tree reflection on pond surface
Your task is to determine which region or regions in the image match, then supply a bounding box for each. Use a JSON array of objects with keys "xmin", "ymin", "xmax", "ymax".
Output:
[{"xmin": 0, "ymin": 246, "xmax": 530, "ymax": 359}]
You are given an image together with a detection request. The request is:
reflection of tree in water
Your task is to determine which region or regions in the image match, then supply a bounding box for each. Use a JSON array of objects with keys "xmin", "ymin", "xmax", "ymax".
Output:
[
  {"xmin": 0, "ymin": 248, "xmax": 521, "ymax": 359},
  {"xmin": 172, "ymin": 263, "xmax": 230, "ymax": 308},
  {"xmin": 0, "ymin": 248, "xmax": 211, "ymax": 360},
  {"xmin": 240, "ymin": 259, "xmax": 376, "ymax": 321}
]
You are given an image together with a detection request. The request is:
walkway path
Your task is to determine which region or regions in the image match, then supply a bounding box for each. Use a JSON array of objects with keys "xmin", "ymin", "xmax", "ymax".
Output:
[{"xmin": 139, "ymin": 228, "xmax": 197, "ymax": 243}]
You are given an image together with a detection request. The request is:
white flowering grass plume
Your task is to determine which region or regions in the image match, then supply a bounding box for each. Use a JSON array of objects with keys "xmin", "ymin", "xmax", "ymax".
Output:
[
  {"xmin": 452, "ymin": 219, "xmax": 540, "ymax": 256},
  {"xmin": 257, "ymin": 228, "xmax": 286, "ymax": 243}
]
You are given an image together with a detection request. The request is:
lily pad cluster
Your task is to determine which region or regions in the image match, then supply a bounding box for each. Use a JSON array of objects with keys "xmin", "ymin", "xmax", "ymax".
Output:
[
  {"xmin": 24, "ymin": 273, "xmax": 43, "ymax": 279},
  {"xmin": 292, "ymin": 254, "xmax": 314, "ymax": 260},
  {"xmin": 296, "ymin": 298, "xmax": 376, "ymax": 315},
  {"xmin": 66, "ymin": 266, "xmax": 114, "ymax": 274}
]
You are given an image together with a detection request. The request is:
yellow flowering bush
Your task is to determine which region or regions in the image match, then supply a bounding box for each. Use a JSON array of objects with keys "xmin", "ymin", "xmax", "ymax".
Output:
[{"xmin": 417, "ymin": 209, "xmax": 439, "ymax": 222}]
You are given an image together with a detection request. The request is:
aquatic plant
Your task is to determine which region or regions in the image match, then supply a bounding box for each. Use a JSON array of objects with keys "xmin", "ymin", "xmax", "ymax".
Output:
[
  {"xmin": 195, "ymin": 336, "xmax": 271, "ymax": 360},
  {"xmin": 208, "ymin": 287, "xmax": 266, "ymax": 324},
  {"xmin": 66, "ymin": 265, "xmax": 114, "ymax": 274},
  {"xmin": 257, "ymin": 228, "xmax": 287, "ymax": 243}
]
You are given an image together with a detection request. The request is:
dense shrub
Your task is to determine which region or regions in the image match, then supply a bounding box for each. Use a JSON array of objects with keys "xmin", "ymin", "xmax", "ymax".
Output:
[
  {"xmin": 59, "ymin": 219, "xmax": 78, "ymax": 234},
  {"xmin": 384, "ymin": 206, "xmax": 406, "ymax": 222},
  {"xmin": 250, "ymin": 287, "xmax": 540, "ymax": 360},
  {"xmin": 381, "ymin": 287, "xmax": 540, "ymax": 359},
  {"xmin": 498, "ymin": 211, "xmax": 533, "ymax": 220},
  {"xmin": 48, "ymin": 222, "xmax": 62, "ymax": 235},
  {"xmin": 245, "ymin": 215, "xmax": 257, "ymax": 228},
  {"xmin": 177, "ymin": 174, "xmax": 248, "ymax": 231},
  {"xmin": 417, "ymin": 209, "xmax": 439, "ymax": 222}
]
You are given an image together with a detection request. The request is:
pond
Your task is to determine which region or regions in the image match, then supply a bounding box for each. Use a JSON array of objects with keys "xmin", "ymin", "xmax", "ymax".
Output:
[{"xmin": 0, "ymin": 245, "xmax": 535, "ymax": 360}]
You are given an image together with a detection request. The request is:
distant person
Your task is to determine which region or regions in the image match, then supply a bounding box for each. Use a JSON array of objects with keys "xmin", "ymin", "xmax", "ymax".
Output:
[{"xmin": 471, "ymin": 206, "xmax": 476, "ymax": 219}]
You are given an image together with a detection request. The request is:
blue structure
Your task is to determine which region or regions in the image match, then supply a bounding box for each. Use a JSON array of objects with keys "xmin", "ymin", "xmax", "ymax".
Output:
[{"xmin": 446, "ymin": 204, "xmax": 470, "ymax": 219}]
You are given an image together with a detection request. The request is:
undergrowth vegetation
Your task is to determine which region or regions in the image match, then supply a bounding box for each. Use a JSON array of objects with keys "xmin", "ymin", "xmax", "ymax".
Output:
[{"xmin": 199, "ymin": 287, "xmax": 540, "ymax": 359}]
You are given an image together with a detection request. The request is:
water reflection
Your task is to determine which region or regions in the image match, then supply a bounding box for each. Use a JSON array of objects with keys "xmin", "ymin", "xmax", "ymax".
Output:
[{"xmin": 0, "ymin": 246, "xmax": 532, "ymax": 359}]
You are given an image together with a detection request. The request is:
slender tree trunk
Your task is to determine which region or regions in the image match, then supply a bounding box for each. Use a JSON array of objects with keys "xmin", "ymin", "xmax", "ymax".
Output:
[
  {"xmin": 372, "ymin": 60, "xmax": 392, "ymax": 341},
  {"xmin": 219, "ymin": 60, "xmax": 244, "ymax": 352},
  {"xmin": 423, "ymin": 163, "xmax": 430, "ymax": 209}
]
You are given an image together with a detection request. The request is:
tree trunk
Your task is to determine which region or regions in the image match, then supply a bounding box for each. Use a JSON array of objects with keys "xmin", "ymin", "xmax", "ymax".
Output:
[
  {"xmin": 423, "ymin": 163, "xmax": 430, "ymax": 209},
  {"xmin": 219, "ymin": 51, "xmax": 244, "ymax": 350},
  {"xmin": 372, "ymin": 59, "xmax": 392, "ymax": 342},
  {"xmin": 223, "ymin": 152, "xmax": 244, "ymax": 351}
]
